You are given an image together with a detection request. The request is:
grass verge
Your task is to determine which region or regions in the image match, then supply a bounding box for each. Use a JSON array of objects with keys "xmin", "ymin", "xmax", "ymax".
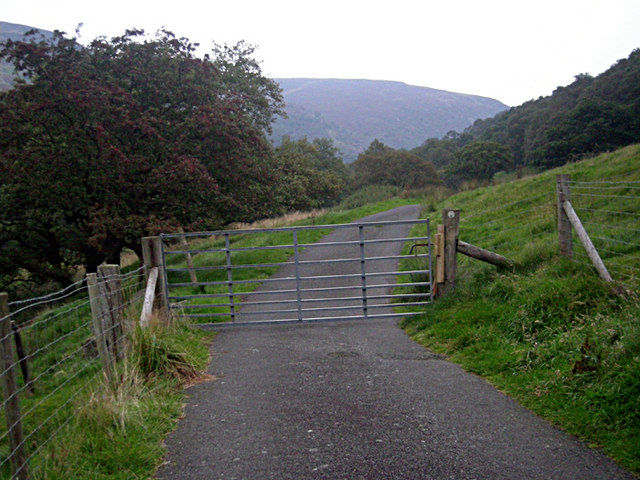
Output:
[
  {"xmin": 28, "ymin": 317, "xmax": 214, "ymax": 479},
  {"xmin": 401, "ymin": 145, "xmax": 640, "ymax": 474}
]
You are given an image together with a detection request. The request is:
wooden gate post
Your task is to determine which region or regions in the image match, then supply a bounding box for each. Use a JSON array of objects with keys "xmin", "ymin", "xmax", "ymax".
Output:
[
  {"xmin": 557, "ymin": 174, "xmax": 573, "ymax": 258},
  {"xmin": 438, "ymin": 209, "xmax": 460, "ymax": 297},
  {"xmin": 142, "ymin": 237, "xmax": 169, "ymax": 313},
  {"xmin": 0, "ymin": 293, "xmax": 29, "ymax": 480}
]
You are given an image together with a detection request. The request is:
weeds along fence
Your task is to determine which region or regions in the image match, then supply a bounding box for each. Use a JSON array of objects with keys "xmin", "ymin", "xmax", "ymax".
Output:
[
  {"xmin": 0, "ymin": 266, "xmax": 146, "ymax": 480},
  {"xmin": 434, "ymin": 174, "xmax": 640, "ymax": 294}
]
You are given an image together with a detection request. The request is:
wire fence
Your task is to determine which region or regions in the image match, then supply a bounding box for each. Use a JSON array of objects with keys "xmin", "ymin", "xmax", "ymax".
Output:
[
  {"xmin": 0, "ymin": 266, "xmax": 146, "ymax": 480},
  {"xmin": 457, "ymin": 189, "xmax": 557, "ymax": 269},
  {"xmin": 569, "ymin": 180, "xmax": 640, "ymax": 287},
  {"xmin": 454, "ymin": 177, "xmax": 639, "ymax": 290}
]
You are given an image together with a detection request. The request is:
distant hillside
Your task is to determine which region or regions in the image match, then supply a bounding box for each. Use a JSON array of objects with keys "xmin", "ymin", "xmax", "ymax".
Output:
[
  {"xmin": 272, "ymin": 79, "xmax": 508, "ymax": 161},
  {"xmin": 0, "ymin": 21, "xmax": 54, "ymax": 89}
]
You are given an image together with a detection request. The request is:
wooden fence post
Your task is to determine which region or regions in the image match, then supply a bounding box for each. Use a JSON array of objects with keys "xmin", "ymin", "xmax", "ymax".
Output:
[
  {"xmin": 87, "ymin": 273, "xmax": 114, "ymax": 378},
  {"xmin": 97, "ymin": 265, "xmax": 125, "ymax": 361},
  {"xmin": 557, "ymin": 174, "xmax": 573, "ymax": 258},
  {"xmin": 438, "ymin": 209, "xmax": 460, "ymax": 297},
  {"xmin": 0, "ymin": 293, "xmax": 29, "ymax": 480},
  {"xmin": 142, "ymin": 237, "xmax": 169, "ymax": 313}
]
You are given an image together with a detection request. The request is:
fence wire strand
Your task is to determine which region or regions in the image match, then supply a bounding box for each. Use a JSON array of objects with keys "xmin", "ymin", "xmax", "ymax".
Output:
[
  {"xmin": 0, "ymin": 267, "xmax": 146, "ymax": 479},
  {"xmin": 454, "ymin": 178, "xmax": 638, "ymax": 290}
]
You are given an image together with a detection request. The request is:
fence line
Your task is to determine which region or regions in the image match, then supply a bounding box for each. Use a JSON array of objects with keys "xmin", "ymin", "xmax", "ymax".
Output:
[
  {"xmin": 8, "ymin": 279, "xmax": 86, "ymax": 308},
  {"xmin": 436, "ymin": 174, "xmax": 639, "ymax": 294},
  {"xmin": 568, "ymin": 179, "xmax": 639, "ymax": 286},
  {"xmin": 0, "ymin": 266, "xmax": 147, "ymax": 479}
]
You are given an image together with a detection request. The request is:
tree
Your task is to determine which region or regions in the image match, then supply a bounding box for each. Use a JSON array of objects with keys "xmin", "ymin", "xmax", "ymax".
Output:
[
  {"xmin": 271, "ymin": 137, "xmax": 345, "ymax": 210},
  {"xmin": 351, "ymin": 140, "xmax": 442, "ymax": 190},
  {"xmin": 0, "ymin": 28, "xmax": 284, "ymax": 293},
  {"xmin": 447, "ymin": 141, "xmax": 514, "ymax": 181}
]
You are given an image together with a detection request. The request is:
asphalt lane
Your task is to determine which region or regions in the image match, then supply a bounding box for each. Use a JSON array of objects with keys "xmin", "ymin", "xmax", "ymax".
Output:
[{"xmin": 156, "ymin": 206, "xmax": 635, "ymax": 480}]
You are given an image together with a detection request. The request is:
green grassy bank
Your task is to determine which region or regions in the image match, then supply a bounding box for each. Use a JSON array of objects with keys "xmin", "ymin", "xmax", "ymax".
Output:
[{"xmin": 402, "ymin": 145, "xmax": 640, "ymax": 474}]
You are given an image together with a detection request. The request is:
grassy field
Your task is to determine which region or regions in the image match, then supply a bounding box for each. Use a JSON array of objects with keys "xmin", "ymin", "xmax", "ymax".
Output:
[{"xmin": 401, "ymin": 144, "xmax": 640, "ymax": 474}]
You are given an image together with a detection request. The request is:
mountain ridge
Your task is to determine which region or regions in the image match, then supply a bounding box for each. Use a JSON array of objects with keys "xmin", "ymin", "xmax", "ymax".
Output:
[{"xmin": 272, "ymin": 78, "xmax": 508, "ymax": 161}]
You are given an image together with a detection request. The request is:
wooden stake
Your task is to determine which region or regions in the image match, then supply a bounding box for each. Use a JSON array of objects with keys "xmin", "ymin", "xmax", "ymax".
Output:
[
  {"xmin": 97, "ymin": 265, "xmax": 125, "ymax": 361},
  {"xmin": 457, "ymin": 240, "xmax": 514, "ymax": 269},
  {"xmin": 439, "ymin": 209, "xmax": 460, "ymax": 297},
  {"xmin": 11, "ymin": 322, "xmax": 32, "ymax": 394},
  {"xmin": 140, "ymin": 267, "xmax": 159, "ymax": 327},
  {"xmin": 178, "ymin": 228, "xmax": 199, "ymax": 285},
  {"xmin": 562, "ymin": 201, "xmax": 613, "ymax": 282},
  {"xmin": 142, "ymin": 237, "xmax": 169, "ymax": 312}
]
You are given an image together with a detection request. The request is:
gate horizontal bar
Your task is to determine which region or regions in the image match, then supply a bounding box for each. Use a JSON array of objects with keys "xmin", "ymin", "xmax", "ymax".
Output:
[
  {"xmin": 167, "ymin": 271, "xmax": 430, "ymax": 289},
  {"xmin": 162, "ymin": 218, "xmax": 428, "ymax": 239},
  {"xmin": 166, "ymin": 253, "xmax": 428, "ymax": 274},
  {"xmin": 168, "ymin": 281, "xmax": 431, "ymax": 301},
  {"xmin": 175, "ymin": 299, "xmax": 431, "ymax": 315},
  {"xmin": 165, "ymin": 236, "xmax": 430, "ymax": 257},
  {"xmin": 172, "ymin": 292, "xmax": 433, "ymax": 309},
  {"xmin": 190, "ymin": 310, "xmax": 428, "ymax": 328}
]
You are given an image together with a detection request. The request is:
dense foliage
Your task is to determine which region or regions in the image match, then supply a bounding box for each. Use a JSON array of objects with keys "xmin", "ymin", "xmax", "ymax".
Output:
[
  {"xmin": 351, "ymin": 139, "xmax": 443, "ymax": 190},
  {"xmin": 412, "ymin": 48, "xmax": 640, "ymax": 179},
  {"xmin": 0, "ymin": 29, "xmax": 346, "ymax": 295},
  {"xmin": 446, "ymin": 140, "xmax": 514, "ymax": 182},
  {"xmin": 271, "ymin": 137, "xmax": 346, "ymax": 211}
]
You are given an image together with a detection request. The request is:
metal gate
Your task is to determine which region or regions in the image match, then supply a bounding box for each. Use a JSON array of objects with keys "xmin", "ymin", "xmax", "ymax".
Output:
[{"xmin": 160, "ymin": 218, "xmax": 432, "ymax": 327}]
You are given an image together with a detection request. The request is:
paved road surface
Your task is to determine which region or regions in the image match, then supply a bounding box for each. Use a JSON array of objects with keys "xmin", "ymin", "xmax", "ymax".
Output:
[{"xmin": 157, "ymin": 206, "xmax": 635, "ymax": 480}]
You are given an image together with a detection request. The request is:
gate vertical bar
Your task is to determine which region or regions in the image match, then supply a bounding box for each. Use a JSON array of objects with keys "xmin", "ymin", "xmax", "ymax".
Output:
[
  {"xmin": 225, "ymin": 233, "xmax": 236, "ymax": 322},
  {"xmin": 359, "ymin": 225, "xmax": 368, "ymax": 318},
  {"xmin": 426, "ymin": 218, "xmax": 434, "ymax": 302},
  {"xmin": 159, "ymin": 234, "xmax": 171, "ymax": 316},
  {"xmin": 293, "ymin": 229, "xmax": 303, "ymax": 322}
]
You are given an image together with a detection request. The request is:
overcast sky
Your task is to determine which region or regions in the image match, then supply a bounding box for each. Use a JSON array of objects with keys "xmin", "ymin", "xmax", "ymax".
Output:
[{"xmin": 3, "ymin": 0, "xmax": 640, "ymax": 106}]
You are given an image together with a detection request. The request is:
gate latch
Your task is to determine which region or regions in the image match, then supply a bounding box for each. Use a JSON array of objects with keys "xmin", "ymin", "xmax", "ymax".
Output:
[{"xmin": 409, "ymin": 243, "xmax": 429, "ymax": 255}]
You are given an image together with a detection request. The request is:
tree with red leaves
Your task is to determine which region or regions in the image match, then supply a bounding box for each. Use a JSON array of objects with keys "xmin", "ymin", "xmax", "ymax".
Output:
[{"xmin": 0, "ymin": 28, "xmax": 284, "ymax": 293}]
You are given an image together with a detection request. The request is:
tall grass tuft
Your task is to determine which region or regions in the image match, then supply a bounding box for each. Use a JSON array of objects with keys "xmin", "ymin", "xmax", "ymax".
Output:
[
  {"xmin": 131, "ymin": 319, "xmax": 200, "ymax": 382},
  {"xmin": 33, "ymin": 315, "xmax": 213, "ymax": 479}
]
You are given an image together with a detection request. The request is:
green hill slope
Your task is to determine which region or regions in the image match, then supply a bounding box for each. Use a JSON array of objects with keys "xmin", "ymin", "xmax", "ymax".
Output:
[{"xmin": 404, "ymin": 144, "xmax": 640, "ymax": 474}]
